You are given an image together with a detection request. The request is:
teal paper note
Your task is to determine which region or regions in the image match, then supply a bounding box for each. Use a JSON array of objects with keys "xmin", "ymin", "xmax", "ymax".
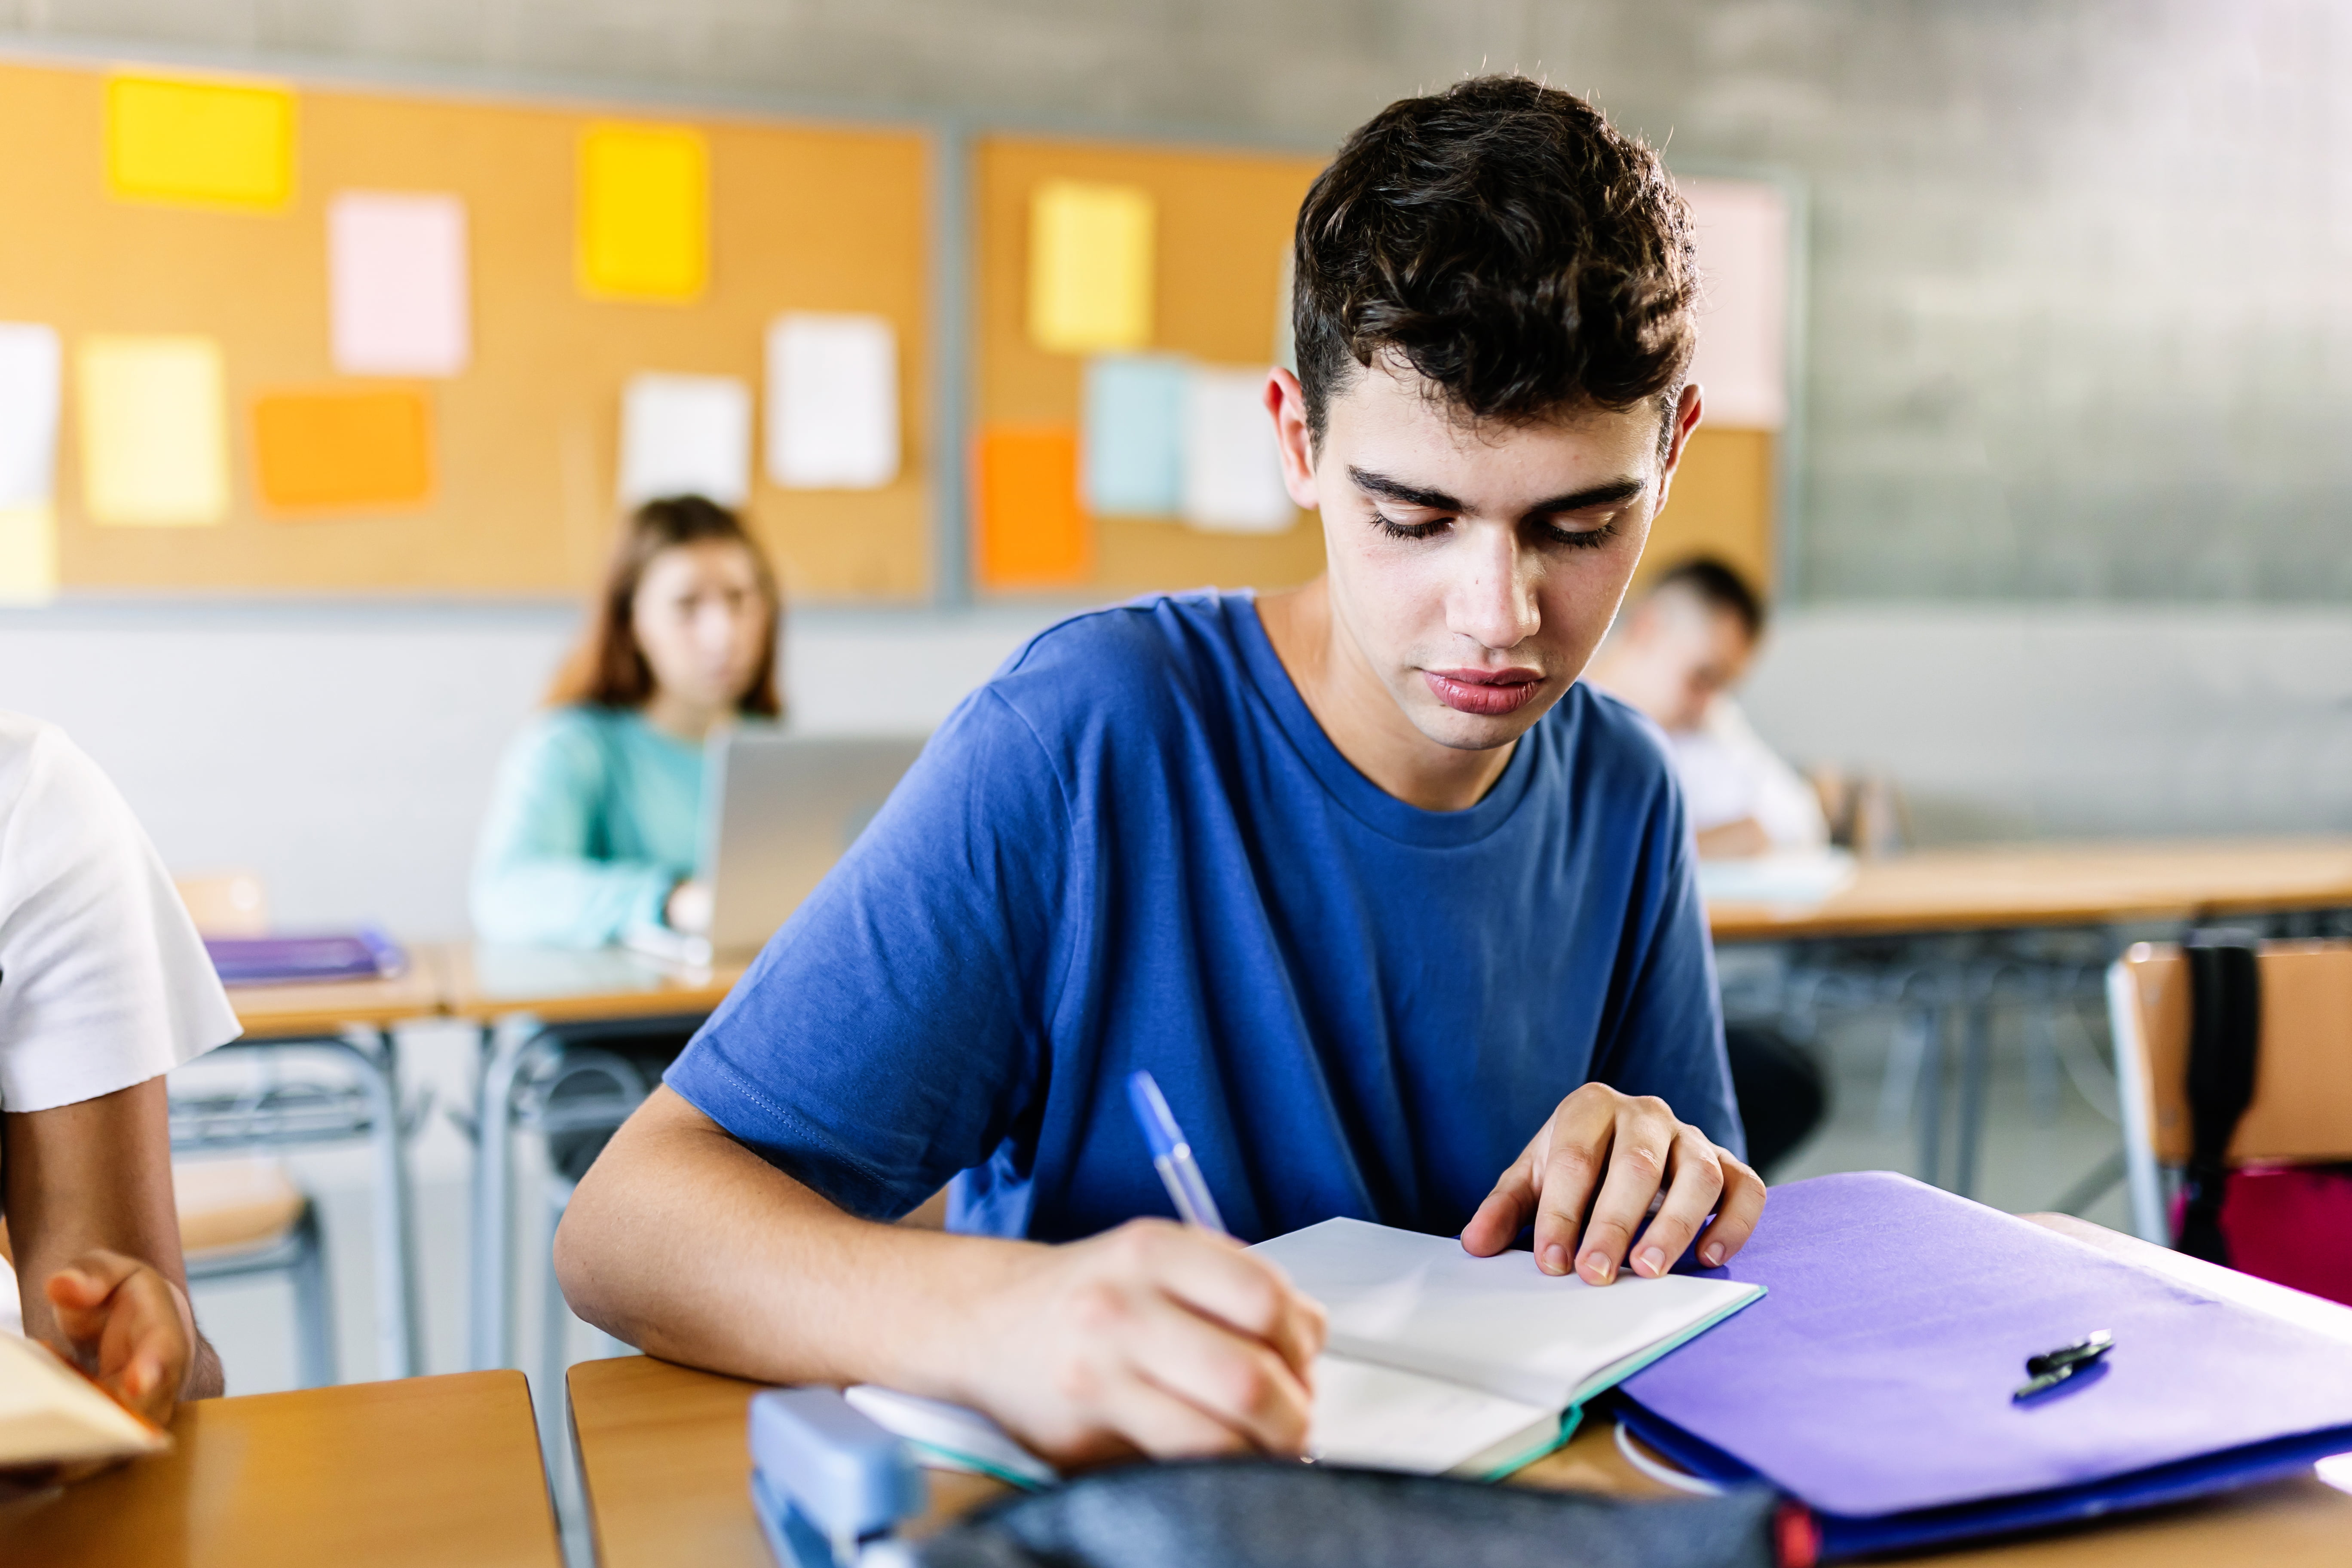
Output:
[{"xmin": 1082, "ymin": 353, "xmax": 1186, "ymax": 516}]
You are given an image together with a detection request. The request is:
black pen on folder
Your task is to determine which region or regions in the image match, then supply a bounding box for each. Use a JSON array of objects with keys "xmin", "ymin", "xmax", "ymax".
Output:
[{"xmin": 2014, "ymin": 1330, "xmax": 2113, "ymax": 1401}]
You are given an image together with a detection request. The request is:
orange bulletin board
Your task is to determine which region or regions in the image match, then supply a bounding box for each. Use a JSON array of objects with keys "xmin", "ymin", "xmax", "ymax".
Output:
[
  {"xmin": 970, "ymin": 132, "xmax": 1776, "ymax": 604},
  {"xmin": 0, "ymin": 57, "xmax": 934, "ymax": 600},
  {"xmin": 972, "ymin": 135, "xmax": 1329, "ymax": 597}
]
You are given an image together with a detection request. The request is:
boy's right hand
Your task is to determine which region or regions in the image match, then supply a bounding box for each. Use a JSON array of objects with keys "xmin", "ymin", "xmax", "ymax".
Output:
[{"xmin": 946, "ymin": 1219, "xmax": 1327, "ymax": 1469}]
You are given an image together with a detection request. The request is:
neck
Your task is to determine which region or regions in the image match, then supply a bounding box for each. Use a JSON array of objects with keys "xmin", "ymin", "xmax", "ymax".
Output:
[
  {"xmin": 1254, "ymin": 577, "xmax": 1517, "ymax": 813},
  {"xmin": 638, "ymin": 691, "xmax": 727, "ymax": 743}
]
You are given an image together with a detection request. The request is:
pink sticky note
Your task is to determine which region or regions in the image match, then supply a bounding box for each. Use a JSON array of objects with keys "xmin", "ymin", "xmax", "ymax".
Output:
[{"xmin": 329, "ymin": 192, "xmax": 470, "ymax": 377}]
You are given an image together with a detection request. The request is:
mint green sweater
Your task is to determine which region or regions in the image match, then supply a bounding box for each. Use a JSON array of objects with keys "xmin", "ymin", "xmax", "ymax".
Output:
[{"xmin": 469, "ymin": 706, "xmax": 704, "ymax": 947}]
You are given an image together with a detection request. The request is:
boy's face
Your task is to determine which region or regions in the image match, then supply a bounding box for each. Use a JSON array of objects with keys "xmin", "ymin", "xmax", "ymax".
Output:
[{"xmin": 1272, "ymin": 359, "xmax": 1699, "ymax": 754}]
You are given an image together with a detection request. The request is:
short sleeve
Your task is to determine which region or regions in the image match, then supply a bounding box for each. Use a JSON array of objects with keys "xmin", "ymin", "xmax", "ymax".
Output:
[
  {"xmin": 664, "ymin": 688, "xmax": 1075, "ymax": 1219},
  {"xmin": 0, "ymin": 722, "xmax": 241, "ymax": 1112}
]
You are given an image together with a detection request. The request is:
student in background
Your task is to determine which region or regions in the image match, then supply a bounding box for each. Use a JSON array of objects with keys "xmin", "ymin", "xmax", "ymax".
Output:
[
  {"xmin": 471, "ymin": 496, "xmax": 783, "ymax": 948},
  {"xmin": 0, "ymin": 713, "xmax": 237, "ymax": 1464},
  {"xmin": 1582, "ymin": 556, "xmax": 1828, "ymax": 859},
  {"xmin": 1585, "ymin": 556, "xmax": 1828, "ymax": 1174}
]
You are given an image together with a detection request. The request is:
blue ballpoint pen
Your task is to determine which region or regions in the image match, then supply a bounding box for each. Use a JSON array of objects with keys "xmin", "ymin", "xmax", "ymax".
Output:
[{"xmin": 1126, "ymin": 1070, "xmax": 1228, "ymax": 1235}]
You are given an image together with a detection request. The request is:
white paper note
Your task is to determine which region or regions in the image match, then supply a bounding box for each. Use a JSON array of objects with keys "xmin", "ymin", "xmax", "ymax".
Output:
[
  {"xmin": 0, "ymin": 324, "xmax": 61, "ymax": 508},
  {"xmin": 1181, "ymin": 365, "xmax": 1292, "ymax": 533},
  {"xmin": 766, "ymin": 313, "xmax": 898, "ymax": 490},
  {"xmin": 618, "ymin": 373, "xmax": 752, "ymax": 507},
  {"xmin": 329, "ymin": 192, "xmax": 471, "ymax": 377},
  {"xmin": 1679, "ymin": 177, "xmax": 1788, "ymax": 430}
]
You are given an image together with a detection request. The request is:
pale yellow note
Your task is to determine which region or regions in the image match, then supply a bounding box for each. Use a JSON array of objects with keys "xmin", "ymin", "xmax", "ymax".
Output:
[
  {"xmin": 77, "ymin": 336, "xmax": 230, "ymax": 527},
  {"xmin": 578, "ymin": 123, "xmax": 708, "ymax": 302},
  {"xmin": 1028, "ymin": 180, "xmax": 1155, "ymax": 354},
  {"xmin": 0, "ymin": 505, "xmax": 58, "ymax": 603},
  {"xmin": 105, "ymin": 74, "xmax": 295, "ymax": 211}
]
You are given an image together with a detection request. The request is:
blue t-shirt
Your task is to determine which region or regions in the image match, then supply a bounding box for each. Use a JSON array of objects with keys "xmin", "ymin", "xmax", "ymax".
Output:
[{"xmin": 666, "ymin": 591, "xmax": 1738, "ymax": 1245}]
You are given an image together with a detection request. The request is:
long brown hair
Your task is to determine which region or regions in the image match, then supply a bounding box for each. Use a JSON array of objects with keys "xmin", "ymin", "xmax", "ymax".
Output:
[{"xmin": 548, "ymin": 495, "xmax": 784, "ymax": 717}]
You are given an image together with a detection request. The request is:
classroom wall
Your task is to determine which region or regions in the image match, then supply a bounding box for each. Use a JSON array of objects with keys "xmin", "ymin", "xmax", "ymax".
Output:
[
  {"xmin": 3, "ymin": 602, "xmax": 2348, "ymax": 939},
  {"xmin": 5, "ymin": 0, "xmax": 2347, "ymax": 603}
]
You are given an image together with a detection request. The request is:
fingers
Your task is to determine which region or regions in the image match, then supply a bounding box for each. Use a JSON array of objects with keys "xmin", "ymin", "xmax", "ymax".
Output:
[
  {"xmin": 1528, "ymin": 1089, "xmax": 1622, "ymax": 1276},
  {"xmin": 1461, "ymin": 1132, "xmax": 1544, "ymax": 1257},
  {"xmin": 1563, "ymin": 1096, "xmax": 1687, "ymax": 1284},
  {"xmin": 1626, "ymin": 1127, "xmax": 1728, "ymax": 1278},
  {"xmin": 44, "ymin": 1251, "xmax": 190, "ymax": 1424},
  {"xmin": 1140, "ymin": 1226, "xmax": 1327, "ymax": 1378},
  {"xmin": 1690, "ymin": 1154, "xmax": 1768, "ymax": 1268},
  {"xmin": 43, "ymin": 1249, "xmax": 144, "ymax": 1347},
  {"xmin": 1116, "ymin": 1287, "xmax": 1315, "ymax": 1456}
]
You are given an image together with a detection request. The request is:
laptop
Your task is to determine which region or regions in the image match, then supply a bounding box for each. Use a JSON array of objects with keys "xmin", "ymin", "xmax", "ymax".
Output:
[{"xmin": 623, "ymin": 729, "xmax": 927, "ymax": 968}]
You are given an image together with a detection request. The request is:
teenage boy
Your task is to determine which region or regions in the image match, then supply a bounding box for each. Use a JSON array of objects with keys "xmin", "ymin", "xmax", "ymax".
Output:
[{"xmin": 559, "ymin": 77, "xmax": 1766, "ymax": 1469}]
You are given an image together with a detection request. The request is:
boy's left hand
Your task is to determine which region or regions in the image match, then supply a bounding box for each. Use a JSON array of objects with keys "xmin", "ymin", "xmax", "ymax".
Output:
[
  {"xmin": 43, "ymin": 1247, "xmax": 197, "ymax": 1427},
  {"xmin": 1460, "ymin": 1083, "xmax": 1765, "ymax": 1284}
]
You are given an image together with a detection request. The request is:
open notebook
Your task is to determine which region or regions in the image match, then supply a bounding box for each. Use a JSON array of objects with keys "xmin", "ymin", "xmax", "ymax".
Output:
[
  {"xmin": 848, "ymin": 1217, "xmax": 1761, "ymax": 1482},
  {"xmin": 0, "ymin": 1331, "xmax": 169, "ymax": 1468}
]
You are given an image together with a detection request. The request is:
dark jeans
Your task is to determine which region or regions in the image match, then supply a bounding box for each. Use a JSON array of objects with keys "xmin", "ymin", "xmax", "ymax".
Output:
[{"xmin": 1724, "ymin": 1023, "xmax": 1829, "ymax": 1178}]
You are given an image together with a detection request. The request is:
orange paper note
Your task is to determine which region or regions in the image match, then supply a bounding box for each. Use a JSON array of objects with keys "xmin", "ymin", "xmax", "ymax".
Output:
[
  {"xmin": 975, "ymin": 428, "xmax": 1090, "ymax": 589},
  {"xmin": 253, "ymin": 388, "xmax": 434, "ymax": 512}
]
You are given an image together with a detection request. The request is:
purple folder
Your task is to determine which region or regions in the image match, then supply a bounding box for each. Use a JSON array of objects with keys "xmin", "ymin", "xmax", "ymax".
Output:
[
  {"xmin": 1617, "ymin": 1171, "xmax": 2352, "ymax": 1559},
  {"xmin": 204, "ymin": 927, "xmax": 405, "ymax": 986}
]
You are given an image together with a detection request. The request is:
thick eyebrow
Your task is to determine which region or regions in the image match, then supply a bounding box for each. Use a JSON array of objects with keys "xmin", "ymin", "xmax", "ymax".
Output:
[{"xmin": 1348, "ymin": 466, "xmax": 1648, "ymax": 520}]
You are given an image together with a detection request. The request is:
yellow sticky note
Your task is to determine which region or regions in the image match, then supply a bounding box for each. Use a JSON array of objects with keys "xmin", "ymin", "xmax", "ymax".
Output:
[
  {"xmin": 1029, "ymin": 180, "xmax": 1155, "ymax": 354},
  {"xmin": 106, "ymin": 74, "xmax": 294, "ymax": 211},
  {"xmin": 77, "ymin": 336, "xmax": 230, "ymax": 527},
  {"xmin": 579, "ymin": 123, "xmax": 708, "ymax": 302},
  {"xmin": 0, "ymin": 505, "xmax": 58, "ymax": 603}
]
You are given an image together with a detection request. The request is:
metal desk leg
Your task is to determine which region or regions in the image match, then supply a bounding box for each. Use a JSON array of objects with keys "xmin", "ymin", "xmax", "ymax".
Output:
[
  {"xmin": 472, "ymin": 1015, "xmax": 548, "ymax": 1373},
  {"xmin": 1953, "ymin": 1001, "xmax": 1992, "ymax": 1200},
  {"xmin": 1915, "ymin": 1003, "xmax": 1948, "ymax": 1189},
  {"xmin": 322, "ymin": 1028, "xmax": 420, "ymax": 1379}
]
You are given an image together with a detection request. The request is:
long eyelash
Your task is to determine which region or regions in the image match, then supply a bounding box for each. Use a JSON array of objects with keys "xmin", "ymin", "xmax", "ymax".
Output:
[
  {"xmin": 1373, "ymin": 512, "xmax": 1447, "ymax": 541},
  {"xmin": 1547, "ymin": 519, "xmax": 1619, "ymax": 550}
]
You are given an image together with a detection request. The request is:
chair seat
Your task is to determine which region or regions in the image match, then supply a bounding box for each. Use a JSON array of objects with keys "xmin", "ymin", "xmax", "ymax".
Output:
[{"xmin": 177, "ymin": 1159, "xmax": 309, "ymax": 1258}]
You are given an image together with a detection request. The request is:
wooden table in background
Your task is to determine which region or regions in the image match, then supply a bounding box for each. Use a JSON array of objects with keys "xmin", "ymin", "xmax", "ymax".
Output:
[
  {"xmin": 0, "ymin": 1371, "xmax": 562, "ymax": 1568},
  {"xmin": 567, "ymin": 1216, "xmax": 2352, "ymax": 1568},
  {"xmin": 1708, "ymin": 837, "xmax": 2352, "ymax": 942}
]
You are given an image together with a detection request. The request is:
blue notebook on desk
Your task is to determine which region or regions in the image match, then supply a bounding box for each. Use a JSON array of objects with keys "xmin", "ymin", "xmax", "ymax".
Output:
[{"xmin": 1614, "ymin": 1171, "xmax": 2352, "ymax": 1559}]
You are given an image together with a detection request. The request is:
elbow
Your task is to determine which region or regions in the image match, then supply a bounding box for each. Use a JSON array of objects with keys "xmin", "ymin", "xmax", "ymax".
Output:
[{"xmin": 551, "ymin": 1179, "xmax": 630, "ymax": 1344}]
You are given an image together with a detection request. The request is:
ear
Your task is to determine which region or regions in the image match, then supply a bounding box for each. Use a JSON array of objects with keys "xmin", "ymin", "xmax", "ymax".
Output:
[
  {"xmin": 1266, "ymin": 368, "xmax": 1320, "ymax": 510},
  {"xmin": 1651, "ymin": 383, "xmax": 1705, "ymax": 509}
]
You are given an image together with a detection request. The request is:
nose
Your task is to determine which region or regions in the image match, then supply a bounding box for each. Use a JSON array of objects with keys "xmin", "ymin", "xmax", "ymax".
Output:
[{"xmin": 1445, "ymin": 524, "xmax": 1541, "ymax": 652}]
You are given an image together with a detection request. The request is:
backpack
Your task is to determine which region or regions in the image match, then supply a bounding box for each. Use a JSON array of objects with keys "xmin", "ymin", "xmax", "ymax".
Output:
[{"xmin": 2173, "ymin": 936, "xmax": 2352, "ymax": 1307}]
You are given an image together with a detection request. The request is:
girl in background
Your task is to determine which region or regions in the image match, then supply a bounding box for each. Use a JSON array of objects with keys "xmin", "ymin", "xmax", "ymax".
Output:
[{"xmin": 472, "ymin": 496, "xmax": 782, "ymax": 948}]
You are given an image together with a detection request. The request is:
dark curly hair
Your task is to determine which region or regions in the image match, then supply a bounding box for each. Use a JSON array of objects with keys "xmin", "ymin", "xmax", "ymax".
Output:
[{"xmin": 1293, "ymin": 77, "xmax": 1698, "ymax": 449}]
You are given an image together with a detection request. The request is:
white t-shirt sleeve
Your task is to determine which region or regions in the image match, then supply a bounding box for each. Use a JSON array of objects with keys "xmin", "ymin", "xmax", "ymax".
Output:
[
  {"xmin": 0, "ymin": 714, "xmax": 241, "ymax": 1113},
  {"xmin": 1698, "ymin": 698, "xmax": 1831, "ymax": 852}
]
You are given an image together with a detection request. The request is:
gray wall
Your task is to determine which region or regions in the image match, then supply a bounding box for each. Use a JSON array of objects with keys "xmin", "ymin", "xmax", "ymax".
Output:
[
  {"xmin": 5, "ymin": 600, "xmax": 2347, "ymax": 939},
  {"xmin": 6, "ymin": 0, "xmax": 2349, "ymax": 600}
]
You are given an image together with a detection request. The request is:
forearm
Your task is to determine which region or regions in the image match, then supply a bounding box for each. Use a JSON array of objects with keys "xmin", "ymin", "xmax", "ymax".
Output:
[{"xmin": 553, "ymin": 1087, "xmax": 1024, "ymax": 1399}]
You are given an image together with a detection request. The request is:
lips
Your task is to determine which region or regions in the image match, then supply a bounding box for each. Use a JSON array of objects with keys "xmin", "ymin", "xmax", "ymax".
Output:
[{"xmin": 1422, "ymin": 666, "xmax": 1545, "ymax": 717}]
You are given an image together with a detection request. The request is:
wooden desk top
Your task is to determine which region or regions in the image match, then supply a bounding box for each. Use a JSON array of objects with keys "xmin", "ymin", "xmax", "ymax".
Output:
[
  {"xmin": 1708, "ymin": 836, "xmax": 2352, "ymax": 942},
  {"xmin": 0, "ymin": 1371, "xmax": 562, "ymax": 1568},
  {"xmin": 565, "ymin": 1216, "xmax": 2352, "ymax": 1568},
  {"xmin": 434, "ymin": 941, "xmax": 748, "ymax": 1026}
]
